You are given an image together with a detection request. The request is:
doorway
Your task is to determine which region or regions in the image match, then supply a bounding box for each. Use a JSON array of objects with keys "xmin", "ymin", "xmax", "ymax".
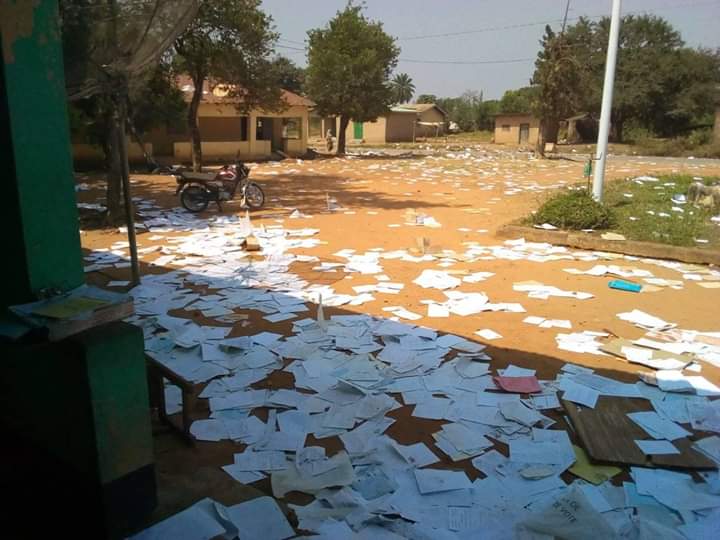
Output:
[
  {"xmin": 353, "ymin": 121, "xmax": 364, "ymax": 140},
  {"xmin": 519, "ymin": 123, "xmax": 530, "ymax": 144}
]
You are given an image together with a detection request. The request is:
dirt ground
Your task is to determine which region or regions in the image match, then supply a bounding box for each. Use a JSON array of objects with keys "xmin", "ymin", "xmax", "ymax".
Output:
[{"xmin": 76, "ymin": 145, "xmax": 720, "ymax": 529}]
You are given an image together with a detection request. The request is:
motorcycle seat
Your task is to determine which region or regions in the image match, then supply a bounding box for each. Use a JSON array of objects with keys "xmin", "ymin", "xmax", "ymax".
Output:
[{"xmin": 179, "ymin": 171, "xmax": 217, "ymax": 182}]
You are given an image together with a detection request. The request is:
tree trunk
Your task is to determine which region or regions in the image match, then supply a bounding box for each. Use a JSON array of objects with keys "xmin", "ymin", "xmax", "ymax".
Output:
[
  {"xmin": 614, "ymin": 115, "xmax": 624, "ymax": 144},
  {"xmin": 188, "ymin": 73, "xmax": 204, "ymax": 171},
  {"xmin": 544, "ymin": 118, "xmax": 560, "ymax": 144},
  {"xmin": 337, "ymin": 115, "xmax": 350, "ymax": 155},
  {"xmin": 535, "ymin": 120, "xmax": 547, "ymax": 158},
  {"xmin": 126, "ymin": 99, "xmax": 156, "ymax": 171},
  {"xmin": 105, "ymin": 110, "xmax": 124, "ymax": 223}
]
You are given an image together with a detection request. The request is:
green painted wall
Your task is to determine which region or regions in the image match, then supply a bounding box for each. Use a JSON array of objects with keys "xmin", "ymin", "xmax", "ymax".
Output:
[{"xmin": 0, "ymin": 0, "xmax": 83, "ymax": 307}]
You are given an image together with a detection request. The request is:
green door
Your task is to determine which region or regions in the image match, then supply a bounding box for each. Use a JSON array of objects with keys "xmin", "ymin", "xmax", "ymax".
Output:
[{"xmin": 353, "ymin": 121, "xmax": 364, "ymax": 139}]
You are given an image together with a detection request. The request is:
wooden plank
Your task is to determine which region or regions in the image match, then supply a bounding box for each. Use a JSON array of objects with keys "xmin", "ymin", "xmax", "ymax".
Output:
[{"xmin": 562, "ymin": 396, "xmax": 715, "ymax": 470}]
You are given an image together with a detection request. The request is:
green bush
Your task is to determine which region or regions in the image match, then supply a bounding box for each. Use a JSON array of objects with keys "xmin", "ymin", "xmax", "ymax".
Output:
[
  {"xmin": 533, "ymin": 189, "xmax": 615, "ymax": 230},
  {"xmin": 686, "ymin": 128, "xmax": 713, "ymax": 147}
]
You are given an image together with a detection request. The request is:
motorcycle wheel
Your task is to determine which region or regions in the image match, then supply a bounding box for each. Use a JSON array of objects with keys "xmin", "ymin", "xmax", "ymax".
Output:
[
  {"xmin": 181, "ymin": 185, "xmax": 210, "ymax": 212},
  {"xmin": 245, "ymin": 182, "xmax": 265, "ymax": 209}
]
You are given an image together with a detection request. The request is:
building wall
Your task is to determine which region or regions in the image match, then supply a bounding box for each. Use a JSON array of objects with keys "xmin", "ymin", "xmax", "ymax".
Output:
[
  {"xmin": 149, "ymin": 102, "xmax": 309, "ymax": 160},
  {"xmin": 417, "ymin": 107, "xmax": 447, "ymax": 137},
  {"xmin": 341, "ymin": 116, "xmax": 388, "ymax": 144},
  {"xmin": 72, "ymin": 141, "xmax": 152, "ymax": 163},
  {"xmin": 494, "ymin": 115, "xmax": 540, "ymax": 145},
  {"xmin": 385, "ymin": 113, "xmax": 416, "ymax": 142},
  {"xmin": 715, "ymin": 107, "xmax": 720, "ymax": 143}
]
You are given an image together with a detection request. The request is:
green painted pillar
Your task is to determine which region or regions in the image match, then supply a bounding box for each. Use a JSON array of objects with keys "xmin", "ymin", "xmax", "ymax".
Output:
[
  {"xmin": 0, "ymin": 3, "xmax": 157, "ymax": 536},
  {"xmin": 0, "ymin": 0, "xmax": 84, "ymax": 308}
]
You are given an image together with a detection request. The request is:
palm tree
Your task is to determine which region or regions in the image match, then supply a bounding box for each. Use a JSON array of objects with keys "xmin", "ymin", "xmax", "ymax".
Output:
[{"xmin": 391, "ymin": 73, "xmax": 415, "ymax": 104}]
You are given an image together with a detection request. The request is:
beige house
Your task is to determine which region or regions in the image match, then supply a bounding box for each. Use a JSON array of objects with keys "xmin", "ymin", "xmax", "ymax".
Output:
[
  {"xmin": 72, "ymin": 80, "xmax": 314, "ymax": 164},
  {"xmin": 494, "ymin": 113, "xmax": 540, "ymax": 145},
  {"xmin": 143, "ymin": 78, "xmax": 313, "ymax": 163},
  {"xmin": 321, "ymin": 103, "xmax": 448, "ymax": 144}
]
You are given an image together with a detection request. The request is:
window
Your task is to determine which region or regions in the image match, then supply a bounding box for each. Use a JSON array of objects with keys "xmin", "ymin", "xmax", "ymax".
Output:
[
  {"xmin": 502, "ymin": 124, "xmax": 511, "ymax": 132},
  {"xmin": 198, "ymin": 117, "xmax": 248, "ymax": 141},
  {"xmin": 256, "ymin": 117, "xmax": 272, "ymax": 140},
  {"xmin": 282, "ymin": 117, "xmax": 301, "ymax": 139}
]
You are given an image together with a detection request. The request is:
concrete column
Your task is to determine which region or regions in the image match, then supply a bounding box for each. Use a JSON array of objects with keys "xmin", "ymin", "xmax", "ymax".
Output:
[
  {"xmin": 0, "ymin": 0, "xmax": 84, "ymax": 306},
  {"xmin": 249, "ymin": 112, "xmax": 257, "ymax": 157}
]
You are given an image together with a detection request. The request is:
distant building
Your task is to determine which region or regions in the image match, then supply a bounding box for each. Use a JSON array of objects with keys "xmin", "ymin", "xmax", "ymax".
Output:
[
  {"xmin": 321, "ymin": 103, "xmax": 448, "ymax": 144},
  {"xmin": 73, "ymin": 76, "xmax": 315, "ymax": 164},
  {"xmin": 494, "ymin": 113, "xmax": 540, "ymax": 145}
]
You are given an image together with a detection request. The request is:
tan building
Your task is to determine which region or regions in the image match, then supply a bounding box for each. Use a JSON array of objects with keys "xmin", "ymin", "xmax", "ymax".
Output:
[
  {"xmin": 321, "ymin": 103, "xmax": 448, "ymax": 144},
  {"xmin": 72, "ymin": 80, "xmax": 314, "ymax": 164},
  {"xmin": 494, "ymin": 113, "xmax": 540, "ymax": 145},
  {"xmin": 408, "ymin": 103, "xmax": 448, "ymax": 137},
  {"xmin": 149, "ymin": 78, "xmax": 314, "ymax": 161}
]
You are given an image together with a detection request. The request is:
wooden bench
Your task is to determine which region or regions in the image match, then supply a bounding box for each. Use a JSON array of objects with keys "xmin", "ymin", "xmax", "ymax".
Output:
[{"xmin": 146, "ymin": 354, "xmax": 196, "ymax": 445}]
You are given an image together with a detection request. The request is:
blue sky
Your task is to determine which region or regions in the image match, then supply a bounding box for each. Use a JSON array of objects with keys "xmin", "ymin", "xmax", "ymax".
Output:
[{"xmin": 262, "ymin": 0, "xmax": 720, "ymax": 99}]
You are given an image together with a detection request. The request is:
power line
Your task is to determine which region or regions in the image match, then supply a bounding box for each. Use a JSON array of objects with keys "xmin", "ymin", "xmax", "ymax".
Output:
[
  {"xmin": 278, "ymin": 37, "xmax": 305, "ymax": 46},
  {"xmin": 275, "ymin": 44, "xmax": 305, "ymax": 51},
  {"xmin": 396, "ymin": 0, "xmax": 719, "ymax": 41},
  {"xmin": 398, "ymin": 57, "xmax": 535, "ymax": 65}
]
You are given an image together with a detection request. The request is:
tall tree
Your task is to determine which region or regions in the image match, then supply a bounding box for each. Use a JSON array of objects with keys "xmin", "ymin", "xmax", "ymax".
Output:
[
  {"xmin": 269, "ymin": 56, "xmax": 306, "ymax": 94},
  {"xmin": 391, "ymin": 73, "xmax": 415, "ymax": 104},
  {"xmin": 562, "ymin": 15, "xmax": 719, "ymax": 142},
  {"xmin": 305, "ymin": 3, "xmax": 399, "ymax": 154},
  {"xmin": 174, "ymin": 0, "xmax": 280, "ymax": 170},
  {"xmin": 530, "ymin": 25, "xmax": 584, "ymax": 153}
]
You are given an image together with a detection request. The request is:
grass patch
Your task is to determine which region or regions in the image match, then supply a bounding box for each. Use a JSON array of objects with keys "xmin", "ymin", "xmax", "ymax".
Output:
[
  {"xmin": 604, "ymin": 174, "xmax": 719, "ymax": 247},
  {"xmin": 527, "ymin": 174, "xmax": 720, "ymax": 248},
  {"xmin": 532, "ymin": 189, "xmax": 615, "ymax": 230}
]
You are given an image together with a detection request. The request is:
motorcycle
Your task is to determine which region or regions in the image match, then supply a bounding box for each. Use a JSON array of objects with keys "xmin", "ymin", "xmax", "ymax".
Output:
[{"xmin": 174, "ymin": 160, "xmax": 265, "ymax": 213}]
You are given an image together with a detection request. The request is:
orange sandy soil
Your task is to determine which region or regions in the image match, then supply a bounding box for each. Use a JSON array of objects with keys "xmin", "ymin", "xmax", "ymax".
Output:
[{"xmin": 75, "ymin": 147, "xmax": 720, "ymax": 525}]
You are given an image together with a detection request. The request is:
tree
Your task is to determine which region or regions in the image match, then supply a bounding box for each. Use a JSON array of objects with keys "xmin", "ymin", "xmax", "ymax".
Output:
[
  {"xmin": 416, "ymin": 94, "xmax": 437, "ymax": 104},
  {"xmin": 391, "ymin": 73, "xmax": 415, "ymax": 104},
  {"xmin": 305, "ymin": 3, "xmax": 399, "ymax": 154},
  {"xmin": 530, "ymin": 25, "xmax": 584, "ymax": 153},
  {"xmin": 269, "ymin": 56, "xmax": 305, "ymax": 94},
  {"xmin": 174, "ymin": 0, "xmax": 280, "ymax": 170},
  {"xmin": 436, "ymin": 91, "xmax": 482, "ymax": 132},
  {"xmin": 60, "ymin": 0, "xmax": 195, "ymax": 222},
  {"xmin": 127, "ymin": 62, "xmax": 187, "ymax": 164},
  {"xmin": 562, "ymin": 14, "xmax": 719, "ymax": 142},
  {"xmin": 499, "ymin": 86, "xmax": 538, "ymax": 114},
  {"xmin": 475, "ymin": 99, "xmax": 500, "ymax": 131}
]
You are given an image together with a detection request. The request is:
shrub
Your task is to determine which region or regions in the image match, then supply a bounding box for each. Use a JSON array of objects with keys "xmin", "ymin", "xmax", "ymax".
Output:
[{"xmin": 533, "ymin": 189, "xmax": 615, "ymax": 230}]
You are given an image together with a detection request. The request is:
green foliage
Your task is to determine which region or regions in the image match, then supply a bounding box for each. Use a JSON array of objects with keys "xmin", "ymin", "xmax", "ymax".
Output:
[
  {"xmin": 416, "ymin": 94, "xmax": 437, "ymax": 104},
  {"xmin": 391, "ymin": 73, "xmax": 415, "ymax": 104},
  {"xmin": 173, "ymin": 0, "xmax": 279, "ymax": 168},
  {"xmin": 561, "ymin": 15, "xmax": 720, "ymax": 141},
  {"xmin": 174, "ymin": 0, "xmax": 280, "ymax": 112},
  {"xmin": 269, "ymin": 56, "xmax": 305, "ymax": 94},
  {"xmin": 530, "ymin": 26, "xmax": 585, "ymax": 146},
  {"xmin": 305, "ymin": 3, "xmax": 399, "ymax": 152},
  {"xmin": 129, "ymin": 63, "xmax": 187, "ymax": 135},
  {"xmin": 435, "ymin": 91, "xmax": 497, "ymax": 132},
  {"xmin": 499, "ymin": 87, "xmax": 538, "ymax": 114},
  {"xmin": 533, "ymin": 189, "xmax": 615, "ymax": 230}
]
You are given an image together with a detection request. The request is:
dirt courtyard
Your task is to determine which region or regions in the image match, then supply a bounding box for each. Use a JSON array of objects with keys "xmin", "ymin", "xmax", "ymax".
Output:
[
  {"xmin": 76, "ymin": 146, "xmax": 720, "ymax": 532},
  {"xmin": 79, "ymin": 147, "xmax": 720, "ymax": 370}
]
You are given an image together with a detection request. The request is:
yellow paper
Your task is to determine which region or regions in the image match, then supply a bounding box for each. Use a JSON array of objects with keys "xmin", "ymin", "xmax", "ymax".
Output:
[
  {"xmin": 569, "ymin": 445, "xmax": 621, "ymax": 485},
  {"xmin": 32, "ymin": 296, "xmax": 110, "ymax": 319}
]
